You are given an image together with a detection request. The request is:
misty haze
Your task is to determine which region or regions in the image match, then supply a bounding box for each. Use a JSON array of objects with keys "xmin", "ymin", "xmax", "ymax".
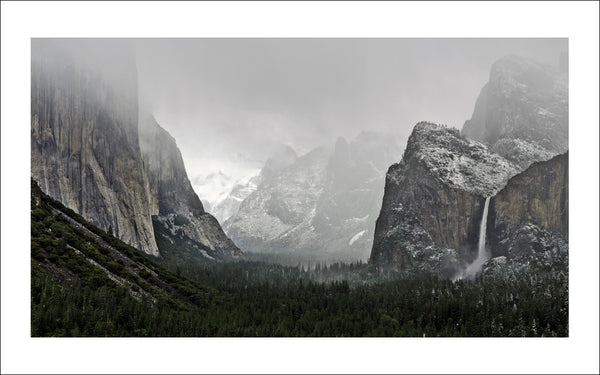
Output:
[{"xmin": 31, "ymin": 38, "xmax": 568, "ymax": 337}]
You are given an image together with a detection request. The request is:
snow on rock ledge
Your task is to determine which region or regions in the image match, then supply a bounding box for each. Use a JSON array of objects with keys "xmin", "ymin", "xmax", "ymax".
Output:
[{"xmin": 399, "ymin": 122, "xmax": 518, "ymax": 197}]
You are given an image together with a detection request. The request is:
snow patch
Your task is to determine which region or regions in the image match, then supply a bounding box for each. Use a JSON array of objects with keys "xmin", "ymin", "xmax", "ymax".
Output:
[
  {"xmin": 403, "ymin": 122, "xmax": 519, "ymax": 196},
  {"xmin": 345, "ymin": 214, "xmax": 369, "ymax": 224},
  {"xmin": 349, "ymin": 230, "xmax": 366, "ymax": 246},
  {"xmin": 199, "ymin": 249, "xmax": 215, "ymax": 260}
]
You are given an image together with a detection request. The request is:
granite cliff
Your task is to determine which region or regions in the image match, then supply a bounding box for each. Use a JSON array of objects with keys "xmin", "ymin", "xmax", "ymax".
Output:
[
  {"xmin": 31, "ymin": 39, "xmax": 239, "ymax": 258},
  {"xmin": 462, "ymin": 55, "xmax": 568, "ymax": 170},
  {"xmin": 139, "ymin": 114, "xmax": 241, "ymax": 258},
  {"xmin": 369, "ymin": 122, "xmax": 517, "ymax": 275},
  {"xmin": 31, "ymin": 39, "xmax": 159, "ymax": 255},
  {"xmin": 371, "ymin": 55, "xmax": 568, "ymax": 277},
  {"xmin": 370, "ymin": 123, "xmax": 568, "ymax": 278},
  {"xmin": 487, "ymin": 152, "xmax": 568, "ymax": 261}
]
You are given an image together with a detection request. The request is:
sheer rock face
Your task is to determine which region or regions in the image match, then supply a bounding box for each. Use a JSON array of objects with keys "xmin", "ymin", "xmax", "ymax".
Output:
[
  {"xmin": 462, "ymin": 55, "xmax": 568, "ymax": 170},
  {"xmin": 139, "ymin": 113, "xmax": 205, "ymax": 217},
  {"xmin": 31, "ymin": 40, "xmax": 159, "ymax": 256},
  {"xmin": 488, "ymin": 152, "xmax": 568, "ymax": 258},
  {"xmin": 31, "ymin": 40, "xmax": 239, "ymax": 258},
  {"xmin": 370, "ymin": 122, "xmax": 518, "ymax": 273},
  {"xmin": 139, "ymin": 115, "xmax": 242, "ymax": 258}
]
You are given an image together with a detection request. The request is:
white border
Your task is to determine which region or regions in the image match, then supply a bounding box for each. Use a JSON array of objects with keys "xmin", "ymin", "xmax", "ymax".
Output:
[{"xmin": 2, "ymin": 2, "xmax": 599, "ymax": 374}]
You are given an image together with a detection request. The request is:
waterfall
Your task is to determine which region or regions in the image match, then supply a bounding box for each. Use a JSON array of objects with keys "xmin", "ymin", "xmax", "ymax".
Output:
[
  {"xmin": 456, "ymin": 196, "xmax": 491, "ymax": 280},
  {"xmin": 477, "ymin": 196, "xmax": 491, "ymax": 261}
]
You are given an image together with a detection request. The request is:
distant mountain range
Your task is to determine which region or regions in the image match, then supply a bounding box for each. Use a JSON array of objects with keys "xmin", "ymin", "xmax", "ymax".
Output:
[{"xmin": 224, "ymin": 132, "xmax": 404, "ymax": 263}]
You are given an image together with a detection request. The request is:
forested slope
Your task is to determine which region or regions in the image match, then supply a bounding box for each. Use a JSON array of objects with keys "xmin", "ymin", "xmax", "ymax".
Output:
[{"xmin": 32, "ymin": 180, "xmax": 567, "ymax": 337}]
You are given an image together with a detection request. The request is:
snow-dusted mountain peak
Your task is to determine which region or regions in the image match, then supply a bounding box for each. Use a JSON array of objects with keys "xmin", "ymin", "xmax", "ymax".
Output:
[
  {"xmin": 399, "ymin": 121, "xmax": 518, "ymax": 197},
  {"xmin": 225, "ymin": 131, "xmax": 404, "ymax": 263}
]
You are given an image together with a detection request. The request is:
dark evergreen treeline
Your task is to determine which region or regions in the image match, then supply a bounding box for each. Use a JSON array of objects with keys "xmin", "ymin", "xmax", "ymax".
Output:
[{"xmin": 31, "ymin": 180, "xmax": 568, "ymax": 337}]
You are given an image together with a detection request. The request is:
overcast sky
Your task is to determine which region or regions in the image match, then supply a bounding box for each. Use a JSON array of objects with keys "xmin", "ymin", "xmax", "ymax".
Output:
[{"xmin": 133, "ymin": 38, "xmax": 567, "ymax": 185}]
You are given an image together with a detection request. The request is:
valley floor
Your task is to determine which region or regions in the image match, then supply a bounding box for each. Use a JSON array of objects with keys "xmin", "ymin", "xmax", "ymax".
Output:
[
  {"xmin": 31, "ymin": 181, "xmax": 568, "ymax": 337},
  {"xmin": 32, "ymin": 255, "xmax": 568, "ymax": 337}
]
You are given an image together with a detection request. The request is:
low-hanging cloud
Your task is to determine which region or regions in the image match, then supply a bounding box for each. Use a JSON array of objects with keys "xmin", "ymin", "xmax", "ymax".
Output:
[
  {"xmin": 33, "ymin": 38, "xmax": 567, "ymax": 184},
  {"xmin": 133, "ymin": 38, "xmax": 567, "ymax": 182}
]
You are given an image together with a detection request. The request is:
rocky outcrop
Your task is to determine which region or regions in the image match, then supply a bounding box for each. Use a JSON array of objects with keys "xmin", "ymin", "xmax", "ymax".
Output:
[
  {"xmin": 370, "ymin": 122, "xmax": 518, "ymax": 274},
  {"xmin": 462, "ymin": 55, "xmax": 568, "ymax": 170},
  {"xmin": 488, "ymin": 152, "xmax": 568, "ymax": 258},
  {"xmin": 31, "ymin": 39, "xmax": 159, "ymax": 255},
  {"xmin": 139, "ymin": 114, "xmax": 241, "ymax": 258}
]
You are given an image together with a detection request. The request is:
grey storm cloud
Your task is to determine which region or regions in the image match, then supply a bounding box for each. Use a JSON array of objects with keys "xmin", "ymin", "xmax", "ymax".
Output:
[
  {"xmin": 36, "ymin": 38, "xmax": 566, "ymax": 182},
  {"xmin": 133, "ymin": 38, "xmax": 567, "ymax": 177}
]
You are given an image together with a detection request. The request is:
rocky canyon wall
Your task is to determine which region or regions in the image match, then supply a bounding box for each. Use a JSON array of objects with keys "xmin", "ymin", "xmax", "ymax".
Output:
[
  {"xmin": 31, "ymin": 39, "xmax": 240, "ymax": 259},
  {"xmin": 139, "ymin": 114, "xmax": 241, "ymax": 257},
  {"xmin": 370, "ymin": 122, "xmax": 517, "ymax": 274},
  {"xmin": 31, "ymin": 39, "xmax": 159, "ymax": 255},
  {"xmin": 488, "ymin": 152, "xmax": 568, "ymax": 258}
]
